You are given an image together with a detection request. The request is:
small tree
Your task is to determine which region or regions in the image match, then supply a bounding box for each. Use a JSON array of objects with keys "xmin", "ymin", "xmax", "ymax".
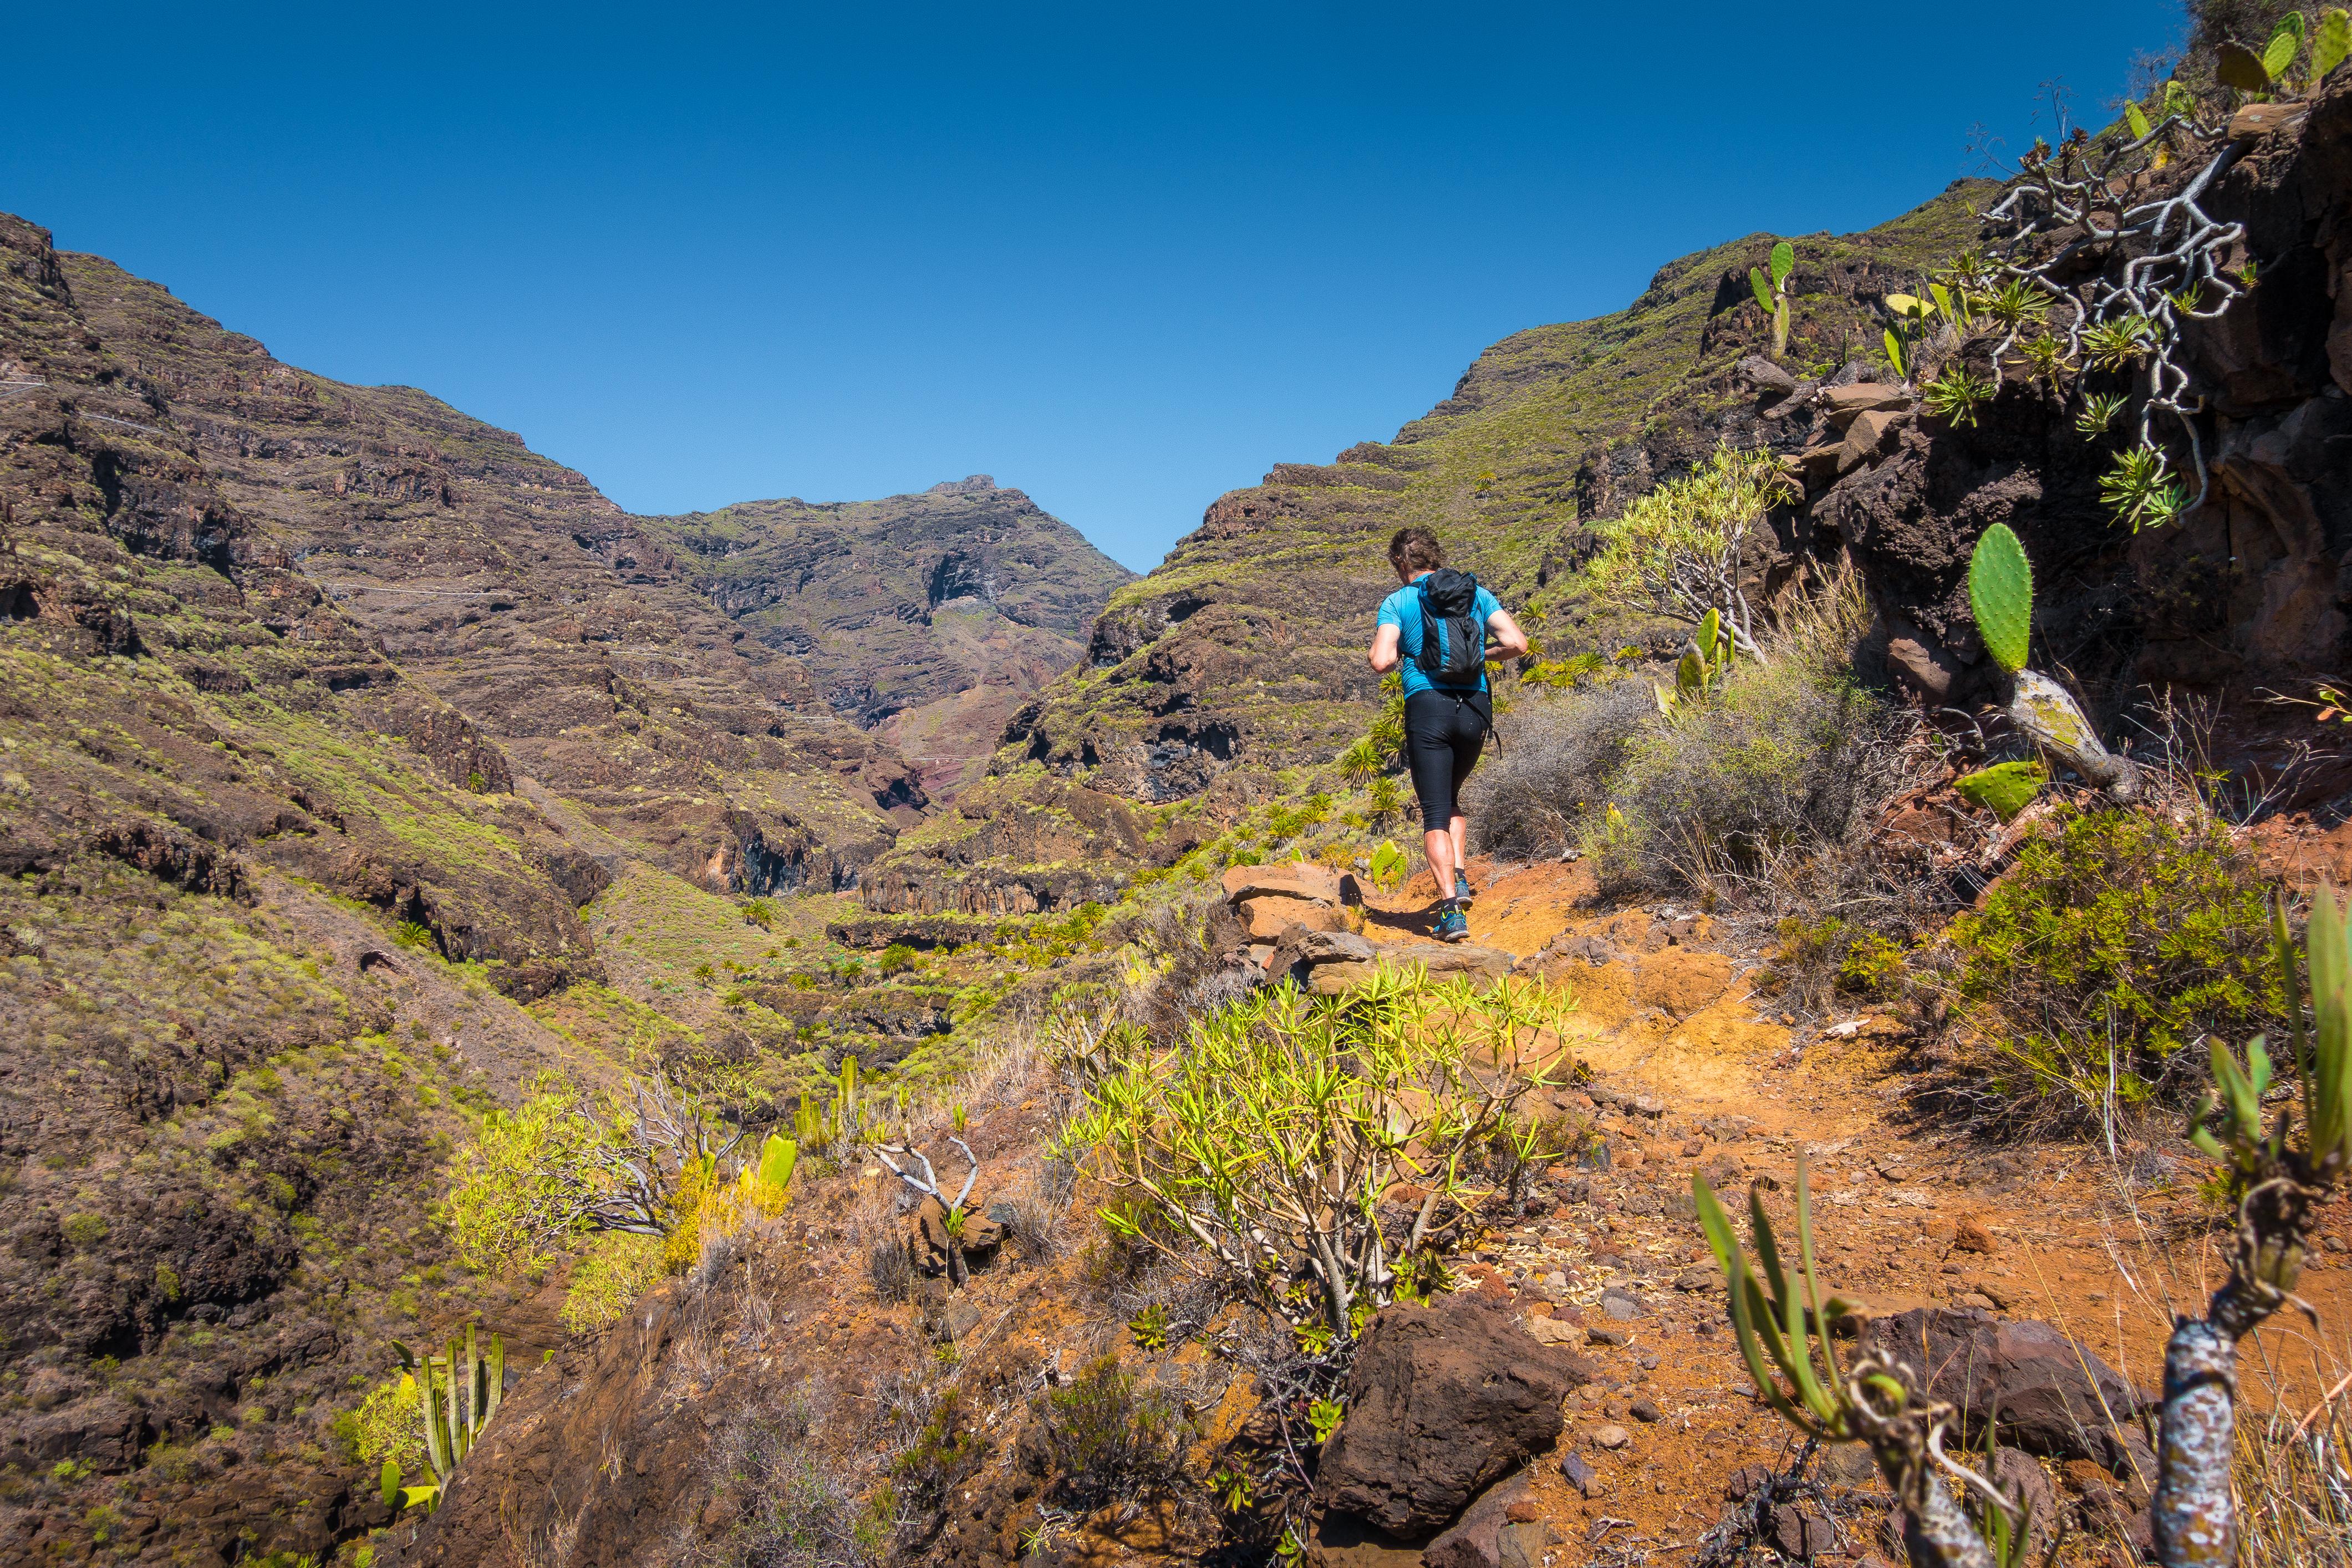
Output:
[
  {"xmin": 1056, "ymin": 967, "xmax": 1575, "ymax": 1337},
  {"xmin": 1585, "ymin": 445, "xmax": 1797, "ymax": 663},
  {"xmin": 445, "ymin": 1067, "xmax": 747, "ymax": 1275}
]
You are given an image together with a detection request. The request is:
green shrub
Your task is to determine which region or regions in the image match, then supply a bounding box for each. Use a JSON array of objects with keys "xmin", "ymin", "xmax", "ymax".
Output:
[
  {"xmin": 1037, "ymin": 1354, "xmax": 1188, "ymax": 1513},
  {"xmin": 560, "ymin": 1230, "xmax": 665, "ymax": 1334},
  {"xmin": 342, "ymin": 1371, "xmax": 427, "ymax": 1473},
  {"xmin": 877, "ymin": 943, "xmax": 918, "ymax": 976},
  {"xmin": 392, "ymin": 919, "xmax": 433, "ymax": 951},
  {"xmin": 60, "ymin": 1213, "xmax": 108, "ymax": 1249},
  {"xmin": 444, "ymin": 1091, "xmax": 599, "ymax": 1276},
  {"xmin": 1947, "ymin": 805, "xmax": 2282, "ymax": 1125}
]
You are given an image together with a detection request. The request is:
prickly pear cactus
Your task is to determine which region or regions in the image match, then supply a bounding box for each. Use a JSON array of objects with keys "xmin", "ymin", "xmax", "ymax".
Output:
[
  {"xmin": 1953, "ymin": 760, "xmax": 2045, "ymax": 821},
  {"xmin": 1967, "ymin": 523, "xmax": 2034, "ymax": 675}
]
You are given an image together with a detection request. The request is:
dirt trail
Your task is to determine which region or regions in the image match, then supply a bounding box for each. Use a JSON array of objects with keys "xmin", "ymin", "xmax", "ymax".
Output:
[{"xmin": 1345, "ymin": 857, "xmax": 2352, "ymax": 1562}]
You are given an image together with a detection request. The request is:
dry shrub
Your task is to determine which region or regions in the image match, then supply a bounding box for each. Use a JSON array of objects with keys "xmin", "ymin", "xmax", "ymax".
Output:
[
  {"xmin": 1467, "ymin": 678, "xmax": 1654, "ymax": 861},
  {"xmin": 1118, "ymin": 895, "xmax": 1256, "ymax": 1043},
  {"xmin": 1591, "ymin": 584, "xmax": 1913, "ymax": 897},
  {"xmin": 705, "ymin": 1385, "xmax": 891, "ymax": 1568},
  {"xmin": 866, "ymin": 1234, "xmax": 914, "ymax": 1304},
  {"xmin": 1036, "ymin": 1353, "xmax": 1191, "ymax": 1519}
]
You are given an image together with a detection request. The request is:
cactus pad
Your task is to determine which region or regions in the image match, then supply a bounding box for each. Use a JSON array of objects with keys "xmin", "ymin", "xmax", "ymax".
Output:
[
  {"xmin": 1769, "ymin": 241, "xmax": 1794, "ymax": 288},
  {"xmin": 1968, "ymin": 523, "xmax": 2034, "ymax": 674},
  {"xmin": 1954, "ymin": 761, "xmax": 2045, "ymax": 822}
]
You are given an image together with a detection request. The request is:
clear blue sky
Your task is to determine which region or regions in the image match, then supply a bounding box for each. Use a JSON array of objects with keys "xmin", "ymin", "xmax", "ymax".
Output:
[{"xmin": 5, "ymin": 2, "xmax": 2183, "ymax": 572}]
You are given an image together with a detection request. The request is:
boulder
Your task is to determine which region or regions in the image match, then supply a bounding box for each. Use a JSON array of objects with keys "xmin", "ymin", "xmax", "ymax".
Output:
[
  {"xmin": 1820, "ymin": 381, "xmax": 1911, "ymax": 420},
  {"xmin": 1833, "ymin": 408, "xmax": 1909, "ymax": 474},
  {"xmin": 1421, "ymin": 1473, "xmax": 1531, "ymax": 1568},
  {"xmin": 1241, "ymin": 894, "xmax": 1348, "ymax": 940},
  {"xmin": 1860, "ymin": 1308, "xmax": 2151, "ymax": 1467},
  {"xmin": 1281, "ymin": 931, "xmax": 1516, "ymax": 995},
  {"xmin": 1223, "ymin": 862, "xmax": 1345, "ymax": 904},
  {"xmin": 1317, "ymin": 1297, "xmax": 1593, "ymax": 1538}
]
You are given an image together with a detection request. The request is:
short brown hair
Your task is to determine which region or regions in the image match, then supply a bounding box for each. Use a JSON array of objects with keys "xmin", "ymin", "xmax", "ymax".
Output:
[{"xmin": 1389, "ymin": 527, "xmax": 1443, "ymax": 574}]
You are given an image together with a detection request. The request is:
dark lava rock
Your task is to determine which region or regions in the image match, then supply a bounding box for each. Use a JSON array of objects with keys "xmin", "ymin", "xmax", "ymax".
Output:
[
  {"xmin": 1318, "ymin": 1296, "xmax": 1593, "ymax": 1538},
  {"xmin": 1860, "ymin": 1307, "xmax": 2151, "ymax": 1467}
]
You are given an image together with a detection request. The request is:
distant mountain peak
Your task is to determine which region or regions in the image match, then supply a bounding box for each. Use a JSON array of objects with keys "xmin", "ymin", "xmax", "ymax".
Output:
[{"xmin": 927, "ymin": 474, "xmax": 999, "ymax": 496}]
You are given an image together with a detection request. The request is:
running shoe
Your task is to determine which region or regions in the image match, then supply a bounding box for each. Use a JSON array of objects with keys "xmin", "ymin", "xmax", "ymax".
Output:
[
  {"xmin": 1454, "ymin": 870, "xmax": 1474, "ymax": 905},
  {"xmin": 1433, "ymin": 905, "xmax": 1471, "ymax": 943}
]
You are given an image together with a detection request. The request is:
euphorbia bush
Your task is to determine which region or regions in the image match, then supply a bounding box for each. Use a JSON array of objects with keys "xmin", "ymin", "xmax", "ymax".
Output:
[{"xmin": 1055, "ymin": 967, "xmax": 1575, "ymax": 1336}]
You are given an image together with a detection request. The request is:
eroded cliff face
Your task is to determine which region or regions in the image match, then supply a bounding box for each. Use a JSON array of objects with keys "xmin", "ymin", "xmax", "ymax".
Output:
[
  {"xmin": 0, "ymin": 211, "xmax": 599, "ymax": 1566},
  {"xmin": 1794, "ymin": 73, "xmax": 2352, "ymax": 732},
  {"xmin": 636, "ymin": 476, "xmax": 1133, "ymax": 803},
  {"xmin": 56, "ymin": 251, "xmax": 921, "ymax": 897}
]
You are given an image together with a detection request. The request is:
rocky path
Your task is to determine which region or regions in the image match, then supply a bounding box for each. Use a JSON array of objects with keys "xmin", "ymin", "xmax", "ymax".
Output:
[{"xmin": 1310, "ymin": 857, "xmax": 2352, "ymax": 1564}]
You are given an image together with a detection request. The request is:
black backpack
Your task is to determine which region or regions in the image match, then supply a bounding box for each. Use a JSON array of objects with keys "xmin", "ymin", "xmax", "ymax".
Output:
[{"xmin": 1412, "ymin": 569, "xmax": 1486, "ymax": 688}]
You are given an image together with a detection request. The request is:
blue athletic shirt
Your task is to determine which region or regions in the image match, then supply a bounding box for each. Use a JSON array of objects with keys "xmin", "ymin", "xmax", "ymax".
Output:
[{"xmin": 1378, "ymin": 578, "xmax": 1503, "ymax": 697}]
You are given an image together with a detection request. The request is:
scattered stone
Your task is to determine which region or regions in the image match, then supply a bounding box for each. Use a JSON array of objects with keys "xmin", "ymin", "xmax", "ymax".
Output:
[
  {"xmin": 1560, "ymin": 1453, "xmax": 1599, "ymax": 1497},
  {"xmin": 1590, "ymin": 1424, "xmax": 1632, "ymax": 1450},
  {"xmin": 2228, "ymin": 101, "xmax": 2309, "ymax": 139},
  {"xmin": 1525, "ymin": 1316, "xmax": 1582, "ymax": 1347},
  {"xmin": 1860, "ymin": 1308, "xmax": 2152, "ymax": 1467},
  {"xmin": 1770, "ymin": 1503, "xmax": 1836, "ymax": 1559},
  {"xmin": 1496, "ymin": 1521, "xmax": 1559, "ymax": 1568},
  {"xmin": 1628, "ymin": 1398, "xmax": 1662, "ymax": 1423},
  {"xmin": 1318, "ymin": 1298, "xmax": 1590, "ymax": 1537},
  {"xmin": 1672, "ymin": 1268, "xmax": 1716, "ymax": 1292},
  {"xmin": 1586, "ymin": 1326, "xmax": 1628, "ymax": 1347},
  {"xmin": 1737, "ymin": 355, "xmax": 1799, "ymax": 396},
  {"xmin": 1724, "ymin": 1463, "xmax": 1774, "ymax": 1500},
  {"xmin": 1421, "ymin": 1472, "xmax": 1529, "ymax": 1568},
  {"xmin": 1818, "ymin": 1444, "xmax": 1876, "ymax": 1485},
  {"xmin": 1953, "ymin": 1215, "xmax": 1995, "ymax": 1254},
  {"xmin": 1833, "ymin": 408, "xmax": 1908, "ymax": 473},
  {"xmin": 1600, "ymin": 1286, "xmax": 1645, "ymax": 1320},
  {"xmin": 1820, "ymin": 381, "xmax": 1912, "ymax": 419}
]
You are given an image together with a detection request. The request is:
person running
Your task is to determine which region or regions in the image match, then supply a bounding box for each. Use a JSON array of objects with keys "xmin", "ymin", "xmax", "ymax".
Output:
[{"xmin": 1365, "ymin": 527, "xmax": 1528, "ymax": 943}]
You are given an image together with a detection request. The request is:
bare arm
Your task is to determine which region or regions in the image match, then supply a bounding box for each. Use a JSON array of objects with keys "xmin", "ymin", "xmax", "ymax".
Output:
[
  {"xmin": 1485, "ymin": 608, "xmax": 1530, "ymax": 661},
  {"xmin": 1367, "ymin": 623, "xmax": 1402, "ymax": 674}
]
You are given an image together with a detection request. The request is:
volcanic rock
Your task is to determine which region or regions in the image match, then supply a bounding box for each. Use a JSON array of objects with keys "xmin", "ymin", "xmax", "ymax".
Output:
[{"xmin": 1317, "ymin": 1297, "xmax": 1591, "ymax": 1538}]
